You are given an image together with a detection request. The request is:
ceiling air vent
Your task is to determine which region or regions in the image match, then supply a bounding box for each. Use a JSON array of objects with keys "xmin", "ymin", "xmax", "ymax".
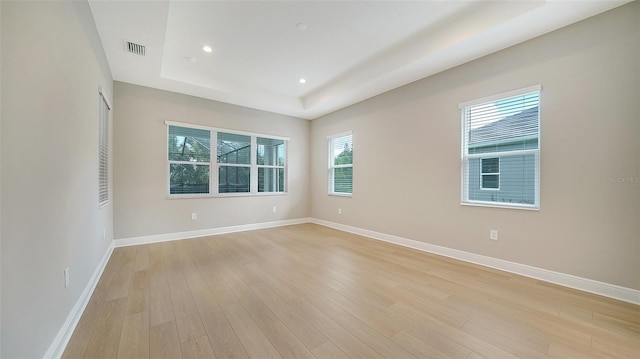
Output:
[{"xmin": 126, "ymin": 41, "xmax": 146, "ymax": 56}]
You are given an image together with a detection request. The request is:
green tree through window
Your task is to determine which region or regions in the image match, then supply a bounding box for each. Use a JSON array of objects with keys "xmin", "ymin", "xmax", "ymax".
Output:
[
  {"xmin": 168, "ymin": 126, "xmax": 211, "ymax": 194},
  {"xmin": 329, "ymin": 133, "xmax": 353, "ymax": 195}
]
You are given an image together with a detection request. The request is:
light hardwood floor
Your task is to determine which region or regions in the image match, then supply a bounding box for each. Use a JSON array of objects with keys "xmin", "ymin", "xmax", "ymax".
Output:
[{"xmin": 63, "ymin": 224, "xmax": 639, "ymax": 358}]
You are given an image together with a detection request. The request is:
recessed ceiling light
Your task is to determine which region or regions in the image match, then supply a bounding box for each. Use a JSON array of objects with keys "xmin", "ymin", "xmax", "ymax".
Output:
[
  {"xmin": 299, "ymin": 78, "xmax": 307, "ymax": 84},
  {"xmin": 296, "ymin": 23, "xmax": 307, "ymax": 31},
  {"xmin": 202, "ymin": 45, "xmax": 213, "ymax": 53}
]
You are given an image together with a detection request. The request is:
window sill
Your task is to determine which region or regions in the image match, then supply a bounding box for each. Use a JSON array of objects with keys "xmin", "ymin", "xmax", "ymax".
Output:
[
  {"xmin": 168, "ymin": 192, "xmax": 288, "ymax": 199},
  {"xmin": 329, "ymin": 192, "xmax": 352, "ymax": 198},
  {"xmin": 461, "ymin": 201, "xmax": 539, "ymax": 211}
]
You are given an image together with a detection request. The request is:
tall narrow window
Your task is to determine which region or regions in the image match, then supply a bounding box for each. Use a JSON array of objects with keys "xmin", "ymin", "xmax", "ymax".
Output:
[
  {"xmin": 217, "ymin": 132, "xmax": 251, "ymax": 193},
  {"xmin": 257, "ymin": 137, "xmax": 286, "ymax": 193},
  {"xmin": 328, "ymin": 132, "xmax": 353, "ymax": 195},
  {"xmin": 168, "ymin": 125, "xmax": 211, "ymax": 195},
  {"xmin": 460, "ymin": 86, "xmax": 540, "ymax": 209},
  {"xmin": 98, "ymin": 91, "xmax": 110, "ymax": 207}
]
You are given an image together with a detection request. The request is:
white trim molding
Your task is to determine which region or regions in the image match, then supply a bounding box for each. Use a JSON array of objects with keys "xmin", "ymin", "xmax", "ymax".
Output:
[
  {"xmin": 310, "ymin": 218, "xmax": 640, "ymax": 305},
  {"xmin": 44, "ymin": 241, "xmax": 115, "ymax": 359},
  {"xmin": 114, "ymin": 218, "xmax": 311, "ymax": 247}
]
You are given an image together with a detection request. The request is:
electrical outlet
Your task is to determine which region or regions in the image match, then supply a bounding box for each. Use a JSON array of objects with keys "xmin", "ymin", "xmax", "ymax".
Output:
[
  {"xmin": 490, "ymin": 230, "xmax": 498, "ymax": 240},
  {"xmin": 64, "ymin": 268, "xmax": 70, "ymax": 288},
  {"xmin": 338, "ymin": 208, "xmax": 342, "ymax": 214},
  {"xmin": 191, "ymin": 212, "xmax": 197, "ymax": 220},
  {"xmin": 272, "ymin": 206, "xmax": 277, "ymax": 213},
  {"xmin": 103, "ymin": 228, "xmax": 106, "ymax": 240}
]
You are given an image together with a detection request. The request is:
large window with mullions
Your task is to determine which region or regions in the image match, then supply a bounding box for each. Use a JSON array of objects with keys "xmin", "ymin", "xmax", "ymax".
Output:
[{"xmin": 167, "ymin": 122, "xmax": 287, "ymax": 196}]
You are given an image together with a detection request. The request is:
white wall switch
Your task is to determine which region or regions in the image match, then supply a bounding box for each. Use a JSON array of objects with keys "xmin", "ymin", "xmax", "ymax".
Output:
[{"xmin": 191, "ymin": 213, "xmax": 197, "ymax": 220}]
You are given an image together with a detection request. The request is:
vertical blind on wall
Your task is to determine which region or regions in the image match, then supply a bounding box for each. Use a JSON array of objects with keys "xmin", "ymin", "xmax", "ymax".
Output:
[
  {"xmin": 98, "ymin": 92, "xmax": 110, "ymax": 207},
  {"xmin": 460, "ymin": 86, "xmax": 541, "ymax": 208}
]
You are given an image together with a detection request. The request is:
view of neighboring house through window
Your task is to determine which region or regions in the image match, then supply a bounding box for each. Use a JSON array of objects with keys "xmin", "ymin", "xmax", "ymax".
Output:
[
  {"xmin": 98, "ymin": 90, "xmax": 111, "ymax": 207},
  {"xmin": 167, "ymin": 123, "xmax": 287, "ymax": 196},
  {"xmin": 328, "ymin": 132, "xmax": 353, "ymax": 195},
  {"xmin": 481, "ymin": 157, "xmax": 500, "ymax": 190},
  {"xmin": 460, "ymin": 86, "xmax": 540, "ymax": 208}
]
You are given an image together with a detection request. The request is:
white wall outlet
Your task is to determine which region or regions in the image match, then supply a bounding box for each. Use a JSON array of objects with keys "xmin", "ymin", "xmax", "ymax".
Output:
[
  {"xmin": 272, "ymin": 206, "xmax": 277, "ymax": 213},
  {"xmin": 64, "ymin": 268, "xmax": 70, "ymax": 288},
  {"xmin": 338, "ymin": 208, "xmax": 342, "ymax": 214},
  {"xmin": 490, "ymin": 230, "xmax": 498, "ymax": 240},
  {"xmin": 191, "ymin": 212, "xmax": 197, "ymax": 220},
  {"xmin": 102, "ymin": 228, "xmax": 106, "ymax": 240}
]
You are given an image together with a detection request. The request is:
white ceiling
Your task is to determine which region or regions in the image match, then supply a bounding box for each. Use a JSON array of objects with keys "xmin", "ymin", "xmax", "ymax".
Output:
[{"xmin": 89, "ymin": 0, "xmax": 629, "ymax": 120}]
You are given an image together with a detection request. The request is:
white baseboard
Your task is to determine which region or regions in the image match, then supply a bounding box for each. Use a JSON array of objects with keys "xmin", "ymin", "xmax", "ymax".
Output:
[
  {"xmin": 310, "ymin": 218, "xmax": 640, "ymax": 305},
  {"xmin": 44, "ymin": 241, "xmax": 115, "ymax": 359},
  {"xmin": 114, "ymin": 217, "xmax": 311, "ymax": 247}
]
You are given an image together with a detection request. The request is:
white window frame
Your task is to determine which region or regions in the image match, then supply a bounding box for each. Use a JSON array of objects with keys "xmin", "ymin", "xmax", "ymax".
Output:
[
  {"xmin": 167, "ymin": 124, "xmax": 212, "ymax": 196},
  {"xmin": 98, "ymin": 87, "xmax": 111, "ymax": 208},
  {"xmin": 328, "ymin": 131, "xmax": 353, "ymax": 197},
  {"xmin": 217, "ymin": 131, "xmax": 253, "ymax": 194},
  {"xmin": 460, "ymin": 85, "xmax": 541, "ymax": 210},
  {"xmin": 480, "ymin": 157, "xmax": 500, "ymax": 191},
  {"xmin": 257, "ymin": 137, "xmax": 287, "ymax": 193},
  {"xmin": 166, "ymin": 121, "xmax": 288, "ymax": 198}
]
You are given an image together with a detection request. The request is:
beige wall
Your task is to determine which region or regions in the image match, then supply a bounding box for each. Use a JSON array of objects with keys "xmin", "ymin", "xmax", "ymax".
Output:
[
  {"xmin": 1, "ymin": 1, "xmax": 114, "ymax": 358},
  {"xmin": 0, "ymin": 2, "xmax": 3, "ymax": 356},
  {"xmin": 113, "ymin": 82, "xmax": 310, "ymax": 240},
  {"xmin": 310, "ymin": 3, "xmax": 640, "ymax": 290}
]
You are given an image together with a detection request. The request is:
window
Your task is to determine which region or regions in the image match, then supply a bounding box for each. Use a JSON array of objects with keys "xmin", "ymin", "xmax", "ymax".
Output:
[
  {"xmin": 168, "ymin": 126, "xmax": 211, "ymax": 195},
  {"xmin": 481, "ymin": 157, "xmax": 500, "ymax": 190},
  {"xmin": 257, "ymin": 137, "xmax": 286, "ymax": 193},
  {"xmin": 460, "ymin": 86, "xmax": 540, "ymax": 209},
  {"xmin": 328, "ymin": 132, "xmax": 353, "ymax": 195},
  {"xmin": 167, "ymin": 122, "xmax": 287, "ymax": 196},
  {"xmin": 217, "ymin": 132, "xmax": 251, "ymax": 193},
  {"xmin": 98, "ymin": 90, "xmax": 111, "ymax": 207}
]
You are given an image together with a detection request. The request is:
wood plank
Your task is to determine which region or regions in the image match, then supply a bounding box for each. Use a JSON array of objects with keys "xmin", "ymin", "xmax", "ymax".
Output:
[
  {"xmin": 133, "ymin": 244, "xmax": 150, "ymax": 272},
  {"xmin": 181, "ymin": 335, "xmax": 216, "ymax": 359},
  {"xmin": 311, "ymin": 340, "xmax": 349, "ymax": 358},
  {"xmin": 105, "ymin": 247, "xmax": 136, "ymax": 301},
  {"xmin": 392, "ymin": 330, "xmax": 455, "ymax": 359},
  {"xmin": 83, "ymin": 297, "xmax": 127, "ymax": 359},
  {"xmin": 222, "ymin": 301, "xmax": 283, "ymax": 358},
  {"xmin": 117, "ymin": 311, "xmax": 149, "ymax": 359},
  {"xmin": 150, "ymin": 321, "xmax": 183, "ymax": 359},
  {"xmin": 149, "ymin": 268, "xmax": 174, "ymax": 326},
  {"xmin": 249, "ymin": 280, "xmax": 329, "ymax": 350},
  {"xmin": 287, "ymin": 297, "xmax": 383, "ymax": 358},
  {"xmin": 126, "ymin": 269, "xmax": 149, "ymax": 315},
  {"xmin": 191, "ymin": 288, "xmax": 249, "ymax": 359}
]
